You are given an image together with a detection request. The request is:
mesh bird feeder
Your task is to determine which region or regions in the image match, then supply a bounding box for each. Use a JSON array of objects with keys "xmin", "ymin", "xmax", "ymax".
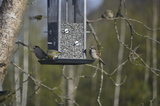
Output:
[{"xmin": 39, "ymin": 0, "xmax": 94, "ymax": 65}]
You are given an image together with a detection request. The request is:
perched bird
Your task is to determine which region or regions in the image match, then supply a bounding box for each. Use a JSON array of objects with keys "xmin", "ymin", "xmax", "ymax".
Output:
[
  {"xmin": 89, "ymin": 46, "xmax": 105, "ymax": 65},
  {"xmin": 101, "ymin": 10, "xmax": 114, "ymax": 18},
  {"xmin": 29, "ymin": 15, "xmax": 46, "ymax": 21},
  {"xmin": 33, "ymin": 46, "xmax": 48, "ymax": 60},
  {"xmin": 47, "ymin": 50, "xmax": 62, "ymax": 60}
]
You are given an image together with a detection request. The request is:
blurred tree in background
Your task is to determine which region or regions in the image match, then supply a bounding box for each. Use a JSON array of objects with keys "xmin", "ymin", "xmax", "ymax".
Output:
[{"xmin": 0, "ymin": 0, "xmax": 160, "ymax": 106}]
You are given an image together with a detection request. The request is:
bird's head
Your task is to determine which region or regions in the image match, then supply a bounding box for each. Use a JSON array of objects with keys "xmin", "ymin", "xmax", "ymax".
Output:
[
  {"xmin": 90, "ymin": 46, "xmax": 96, "ymax": 50},
  {"xmin": 106, "ymin": 10, "xmax": 112, "ymax": 13},
  {"xmin": 106, "ymin": 10, "xmax": 113, "ymax": 17},
  {"xmin": 34, "ymin": 46, "xmax": 40, "ymax": 49}
]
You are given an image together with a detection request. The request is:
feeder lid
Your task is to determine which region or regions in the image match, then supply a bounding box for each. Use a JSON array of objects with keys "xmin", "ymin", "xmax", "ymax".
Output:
[{"xmin": 39, "ymin": 59, "xmax": 95, "ymax": 65}]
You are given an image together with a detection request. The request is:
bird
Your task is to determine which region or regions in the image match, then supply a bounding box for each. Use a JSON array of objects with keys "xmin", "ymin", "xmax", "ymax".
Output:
[
  {"xmin": 33, "ymin": 46, "xmax": 48, "ymax": 60},
  {"xmin": 29, "ymin": 15, "xmax": 46, "ymax": 21},
  {"xmin": 47, "ymin": 50, "xmax": 62, "ymax": 60},
  {"xmin": 101, "ymin": 10, "xmax": 114, "ymax": 18},
  {"xmin": 89, "ymin": 46, "xmax": 105, "ymax": 65}
]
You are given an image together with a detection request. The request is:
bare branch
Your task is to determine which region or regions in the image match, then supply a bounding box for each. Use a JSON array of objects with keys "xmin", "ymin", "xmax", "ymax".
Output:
[
  {"xmin": 87, "ymin": 22, "xmax": 102, "ymax": 51},
  {"xmin": 116, "ymin": 0, "xmax": 126, "ymax": 17},
  {"xmin": 87, "ymin": 16, "xmax": 160, "ymax": 46},
  {"xmin": 97, "ymin": 63, "xmax": 104, "ymax": 106},
  {"xmin": 87, "ymin": 17, "xmax": 160, "ymax": 31},
  {"xmin": 28, "ymin": 86, "xmax": 41, "ymax": 98},
  {"xmin": 11, "ymin": 61, "xmax": 63, "ymax": 102},
  {"xmin": 109, "ymin": 76, "xmax": 127, "ymax": 86},
  {"xmin": 61, "ymin": 65, "xmax": 95, "ymax": 80},
  {"xmin": 85, "ymin": 62, "xmax": 128, "ymax": 86},
  {"xmin": 0, "ymin": 86, "xmax": 20, "ymax": 103},
  {"xmin": 15, "ymin": 40, "xmax": 34, "ymax": 51},
  {"xmin": 114, "ymin": 16, "xmax": 160, "ymax": 76},
  {"xmin": 128, "ymin": 46, "xmax": 159, "ymax": 76}
]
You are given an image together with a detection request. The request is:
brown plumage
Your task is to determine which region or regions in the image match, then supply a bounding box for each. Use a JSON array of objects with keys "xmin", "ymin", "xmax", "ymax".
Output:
[
  {"xmin": 89, "ymin": 46, "xmax": 105, "ymax": 65},
  {"xmin": 101, "ymin": 10, "xmax": 114, "ymax": 18}
]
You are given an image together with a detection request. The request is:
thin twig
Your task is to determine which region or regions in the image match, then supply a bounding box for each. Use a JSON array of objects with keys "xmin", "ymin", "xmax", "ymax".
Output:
[
  {"xmin": 85, "ymin": 64, "xmax": 128, "ymax": 86},
  {"xmin": 87, "ymin": 22, "xmax": 102, "ymax": 51},
  {"xmin": 28, "ymin": 86, "xmax": 41, "ymax": 98},
  {"xmin": 15, "ymin": 40, "xmax": 33, "ymax": 51},
  {"xmin": 97, "ymin": 63, "xmax": 104, "ymax": 106},
  {"xmin": 114, "ymin": 17, "xmax": 159, "ymax": 76},
  {"xmin": 107, "ymin": 59, "xmax": 128, "ymax": 76},
  {"xmin": 87, "ymin": 17, "xmax": 160, "ymax": 31},
  {"xmin": 61, "ymin": 66, "xmax": 94, "ymax": 80},
  {"xmin": 109, "ymin": 76, "xmax": 127, "ymax": 86},
  {"xmin": 128, "ymin": 46, "xmax": 159, "ymax": 76},
  {"xmin": 11, "ymin": 61, "xmax": 63, "ymax": 101}
]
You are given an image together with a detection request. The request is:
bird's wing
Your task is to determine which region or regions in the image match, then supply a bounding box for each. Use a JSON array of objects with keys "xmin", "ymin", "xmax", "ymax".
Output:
[{"xmin": 96, "ymin": 50, "xmax": 101, "ymax": 57}]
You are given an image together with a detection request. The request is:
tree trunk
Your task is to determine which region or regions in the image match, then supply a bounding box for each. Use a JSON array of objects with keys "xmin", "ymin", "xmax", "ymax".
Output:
[
  {"xmin": 34, "ymin": 64, "xmax": 41, "ymax": 106},
  {"xmin": 21, "ymin": 11, "xmax": 29, "ymax": 106},
  {"xmin": 144, "ymin": 32, "xmax": 150, "ymax": 83},
  {"xmin": 152, "ymin": 0, "xmax": 158, "ymax": 105},
  {"xmin": 14, "ymin": 47, "xmax": 21, "ymax": 106},
  {"xmin": 0, "ymin": 0, "xmax": 28, "ymax": 84},
  {"xmin": 66, "ymin": 65, "xmax": 75, "ymax": 106},
  {"xmin": 113, "ymin": 19, "xmax": 126, "ymax": 106}
]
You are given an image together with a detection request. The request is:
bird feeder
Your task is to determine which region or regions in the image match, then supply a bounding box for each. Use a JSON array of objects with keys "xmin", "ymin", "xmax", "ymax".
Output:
[{"xmin": 39, "ymin": 0, "xmax": 94, "ymax": 65}]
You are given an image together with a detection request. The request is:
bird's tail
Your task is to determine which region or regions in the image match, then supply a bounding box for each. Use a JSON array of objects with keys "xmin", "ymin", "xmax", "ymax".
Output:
[
  {"xmin": 99, "ymin": 58, "xmax": 105, "ymax": 65},
  {"xmin": 45, "ymin": 53, "xmax": 50, "ymax": 59}
]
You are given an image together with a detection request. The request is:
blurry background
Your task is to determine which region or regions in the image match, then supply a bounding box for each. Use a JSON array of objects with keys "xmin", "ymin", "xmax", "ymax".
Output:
[{"xmin": 1, "ymin": 0, "xmax": 160, "ymax": 106}]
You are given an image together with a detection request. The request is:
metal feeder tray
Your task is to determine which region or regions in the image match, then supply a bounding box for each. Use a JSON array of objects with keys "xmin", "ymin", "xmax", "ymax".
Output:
[{"xmin": 39, "ymin": 59, "xmax": 95, "ymax": 65}]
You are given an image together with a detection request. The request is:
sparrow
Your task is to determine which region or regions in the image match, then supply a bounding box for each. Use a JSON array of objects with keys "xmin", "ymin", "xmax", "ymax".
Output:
[
  {"xmin": 29, "ymin": 15, "xmax": 46, "ymax": 21},
  {"xmin": 89, "ymin": 46, "xmax": 105, "ymax": 65},
  {"xmin": 33, "ymin": 46, "xmax": 48, "ymax": 60},
  {"xmin": 47, "ymin": 50, "xmax": 62, "ymax": 60},
  {"xmin": 101, "ymin": 10, "xmax": 114, "ymax": 18}
]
